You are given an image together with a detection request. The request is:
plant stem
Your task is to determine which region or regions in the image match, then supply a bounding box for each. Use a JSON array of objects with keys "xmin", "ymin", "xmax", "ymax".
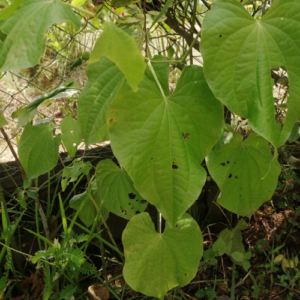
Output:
[
  {"xmin": 0, "ymin": 127, "xmax": 26, "ymax": 178},
  {"xmin": 66, "ymin": 3, "xmax": 96, "ymax": 17},
  {"xmin": 35, "ymin": 198, "xmax": 51, "ymax": 241},
  {"xmin": 231, "ymin": 263, "xmax": 236, "ymax": 300},
  {"xmin": 147, "ymin": 60, "xmax": 166, "ymax": 98},
  {"xmin": 181, "ymin": 30, "xmax": 201, "ymax": 63},
  {"xmin": 97, "ymin": 222, "xmax": 108, "ymax": 279}
]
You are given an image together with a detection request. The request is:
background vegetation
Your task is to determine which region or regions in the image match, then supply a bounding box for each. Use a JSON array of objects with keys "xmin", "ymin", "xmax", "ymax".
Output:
[{"xmin": 0, "ymin": 0, "xmax": 300, "ymax": 300}]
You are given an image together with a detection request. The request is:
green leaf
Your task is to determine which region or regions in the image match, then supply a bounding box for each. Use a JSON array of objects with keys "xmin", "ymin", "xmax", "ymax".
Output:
[
  {"xmin": 110, "ymin": 0, "xmax": 139, "ymax": 8},
  {"xmin": 206, "ymin": 133, "xmax": 281, "ymax": 216},
  {"xmin": 18, "ymin": 192, "xmax": 27, "ymax": 209},
  {"xmin": 148, "ymin": 0, "xmax": 173, "ymax": 31},
  {"xmin": 213, "ymin": 236, "xmax": 226, "ymax": 256},
  {"xmin": 61, "ymin": 159, "xmax": 92, "ymax": 191},
  {"xmin": 77, "ymin": 58, "xmax": 125, "ymax": 146},
  {"xmin": 123, "ymin": 213, "xmax": 203, "ymax": 300},
  {"xmin": 61, "ymin": 116, "xmax": 82, "ymax": 158},
  {"xmin": 69, "ymin": 185, "xmax": 109, "ymax": 228},
  {"xmin": 0, "ymin": 0, "xmax": 81, "ymax": 71},
  {"xmin": 96, "ymin": 159, "xmax": 147, "ymax": 219},
  {"xmin": 216, "ymin": 219, "xmax": 247, "ymax": 264},
  {"xmin": 11, "ymin": 107, "xmax": 37, "ymax": 130},
  {"xmin": 203, "ymin": 248, "xmax": 217, "ymax": 260},
  {"xmin": 90, "ymin": 22, "xmax": 146, "ymax": 91},
  {"xmin": 26, "ymin": 191, "xmax": 38, "ymax": 199},
  {"xmin": 288, "ymin": 123, "xmax": 300, "ymax": 143},
  {"xmin": 242, "ymin": 260, "xmax": 251, "ymax": 271},
  {"xmin": 0, "ymin": 0, "xmax": 27, "ymax": 20},
  {"xmin": 71, "ymin": 0, "xmax": 86, "ymax": 6},
  {"xmin": 0, "ymin": 110, "xmax": 7, "ymax": 128},
  {"xmin": 108, "ymin": 65, "xmax": 223, "ymax": 225},
  {"xmin": 213, "ymin": 219, "xmax": 250, "ymax": 266},
  {"xmin": 231, "ymin": 252, "xmax": 245, "ymax": 263},
  {"xmin": 202, "ymin": 0, "xmax": 300, "ymax": 147},
  {"xmin": 19, "ymin": 123, "xmax": 61, "ymax": 180},
  {"xmin": 69, "ymin": 191, "xmax": 92, "ymax": 227},
  {"xmin": 59, "ymin": 285, "xmax": 76, "ymax": 300},
  {"xmin": 145, "ymin": 55, "xmax": 170, "ymax": 96}
]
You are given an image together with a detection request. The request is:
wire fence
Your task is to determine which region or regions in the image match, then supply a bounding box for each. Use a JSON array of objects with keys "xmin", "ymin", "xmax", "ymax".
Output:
[
  {"xmin": 0, "ymin": 6, "xmax": 203, "ymax": 167},
  {"xmin": 0, "ymin": 14, "xmax": 102, "ymax": 163}
]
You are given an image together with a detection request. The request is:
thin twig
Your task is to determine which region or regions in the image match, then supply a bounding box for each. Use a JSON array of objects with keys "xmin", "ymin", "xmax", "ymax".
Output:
[{"xmin": 0, "ymin": 127, "xmax": 26, "ymax": 178}]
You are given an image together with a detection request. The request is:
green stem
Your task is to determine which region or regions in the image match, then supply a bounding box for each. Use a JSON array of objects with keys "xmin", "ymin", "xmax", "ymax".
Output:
[
  {"xmin": 0, "ymin": 241, "xmax": 55, "ymax": 266},
  {"xmin": 65, "ymin": 3, "xmax": 96, "ymax": 17},
  {"xmin": 181, "ymin": 30, "xmax": 201, "ymax": 63},
  {"xmin": 147, "ymin": 60, "xmax": 166, "ymax": 98}
]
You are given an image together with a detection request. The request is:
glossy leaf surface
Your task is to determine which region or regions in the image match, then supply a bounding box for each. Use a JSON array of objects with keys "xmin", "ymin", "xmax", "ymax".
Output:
[
  {"xmin": 19, "ymin": 123, "xmax": 61, "ymax": 180},
  {"xmin": 108, "ymin": 65, "xmax": 223, "ymax": 225},
  {"xmin": 0, "ymin": 0, "xmax": 81, "ymax": 71},
  {"xmin": 90, "ymin": 23, "xmax": 146, "ymax": 91},
  {"xmin": 202, "ymin": 0, "xmax": 300, "ymax": 146},
  {"xmin": 77, "ymin": 58, "xmax": 125, "ymax": 146},
  {"xmin": 206, "ymin": 133, "xmax": 281, "ymax": 216},
  {"xmin": 123, "ymin": 213, "xmax": 203, "ymax": 299},
  {"xmin": 96, "ymin": 160, "xmax": 147, "ymax": 219}
]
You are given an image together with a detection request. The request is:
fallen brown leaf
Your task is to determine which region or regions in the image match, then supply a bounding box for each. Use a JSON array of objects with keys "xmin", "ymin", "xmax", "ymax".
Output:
[{"xmin": 87, "ymin": 285, "xmax": 110, "ymax": 300}]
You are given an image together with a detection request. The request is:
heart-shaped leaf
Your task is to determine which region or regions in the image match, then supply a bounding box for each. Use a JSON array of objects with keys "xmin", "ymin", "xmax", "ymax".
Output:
[
  {"xmin": 123, "ymin": 213, "xmax": 203, "ymax": 300},
  {"xmin": 202, "ymin": 0, "xmax": 300, "ymax": 147},
  {"xmin": 207, "ymin": 133, "xmax": 280, "ymax": 216},
  {"xmin": 0, "ymin": 0, "xmax": 81, "ymax": 71},
  {"xmin": 19, "ymin": 123, "xmax": 61, "ymax": 180},
  {"xmin": 213, "ymin": 218, "xmax": 247, "ymax": 265},
  {"xmin": 96, "ymin": 160, "xmax": 147, "ymax": 219},
  {"xmin": 90, "ymin": 23, "xmax": 146, "ymax": 91},
  {"xmin": 108, "ymin": 65, "xmax": 223, "ymax": 225},
  {"xmin": 77, "ymin": 58, "xmax": 125, "ymax": 146}
]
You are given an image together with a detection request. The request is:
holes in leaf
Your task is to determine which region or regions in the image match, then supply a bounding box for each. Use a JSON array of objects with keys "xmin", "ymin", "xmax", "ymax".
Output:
[
  {"xmin": 172, "ymin": 164, "xmax": 179, "ymax": 169},
  {"xmin": 235, "ymin": 175, "xmax": 238, "ymax": 179},
  {"xmin": 219, "ymin": 35, "xmax": 222, "ymax": 37},
  {"xmin": 128, "ymin": 193, "xmax": 136, "ymax": 199},
  {"xmin": 151, "ymin": 157, "xmax": 153, "ymax": 160},
  {"xmin": 182, "ymin": 132, "xmax": 190, "ymax": 139},
  {"xmin": 140, "ymin": 200, "xmax": 147, "ymax": 204},
  {"xmin": 120, "ymin": 206, "xmax": 127, "ymax": 215},
  {"xmin": 272, "ymin": 66, "xmax": 289, "ymax": 124},
  {"xmin": 228, "ymin": 174, "xmax": 232, "ymax": 179},
  {"xmin": 221, "ymin": 162, "xmax": 226, "ymax": 166},
  {"xmin": 227, "ymin": 161, "xmax": 230, "ymax": 164}
]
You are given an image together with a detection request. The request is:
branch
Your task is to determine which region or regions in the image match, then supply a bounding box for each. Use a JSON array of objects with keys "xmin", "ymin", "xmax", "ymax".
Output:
[{"xmin": 165, "ymin": 12, "xmax": 200, "ymax": 52}]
